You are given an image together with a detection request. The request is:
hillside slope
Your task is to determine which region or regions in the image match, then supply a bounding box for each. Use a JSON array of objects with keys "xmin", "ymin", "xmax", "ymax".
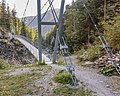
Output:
[{"xmin": 0, "ymin": 28, "xmax": 36, "ymax": 64}]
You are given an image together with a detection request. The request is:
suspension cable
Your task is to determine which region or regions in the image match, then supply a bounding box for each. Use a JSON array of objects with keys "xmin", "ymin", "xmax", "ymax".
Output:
[
  {"xmin": 21, "ymin": 0, "xmax": 30, "ymax": 21},
  {"xmin": 41, "ymin": 0, "xmax": 54, "ymax": 21},
  {"xmin": 27, "ymin": 0, "xmax": 49, "ymax": 26},
  {"xmin": 48, "ymin": 0, "xmax": 57, "ymax": 24},
  {"xmin": 48, "ymin": 0, "xmax": 59, "ymax": 21}
]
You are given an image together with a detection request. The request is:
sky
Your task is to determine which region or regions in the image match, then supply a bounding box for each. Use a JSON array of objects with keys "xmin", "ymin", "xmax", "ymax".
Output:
[{"xmin": 0, "ymin": 0, "xmax": 73, "ymax": 18}]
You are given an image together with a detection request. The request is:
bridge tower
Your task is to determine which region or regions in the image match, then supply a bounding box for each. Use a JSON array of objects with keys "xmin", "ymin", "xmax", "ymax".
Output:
[{"xmin": 37, "ymin": 0, "xmax": 65, "ymax": 62}]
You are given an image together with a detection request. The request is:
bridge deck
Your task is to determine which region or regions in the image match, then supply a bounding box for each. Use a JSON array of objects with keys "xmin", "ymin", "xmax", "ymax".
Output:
[{"xmin": 14, "ymin": 36, "xmax": 50, "ymax": 62}]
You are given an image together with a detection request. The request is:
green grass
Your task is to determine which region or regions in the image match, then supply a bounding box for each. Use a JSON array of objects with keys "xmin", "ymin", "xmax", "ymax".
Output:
[
  {"xmin": 50, "ymin": 85, "xmax": 93, "ymax": 96},
  {"xmin": 53, "ymin": 70, "xmax": 79, "ymax": 86},
  {"xmin": 0, "ymin": 58, "xmax": 10, "ymax": 69},
  {"xmin": 0, "ymin": 62, "xmax": 51, "ymax": 96},
  {"xmin": 54, "ymin": 70, "xmax": 72, "ymax": 85}
]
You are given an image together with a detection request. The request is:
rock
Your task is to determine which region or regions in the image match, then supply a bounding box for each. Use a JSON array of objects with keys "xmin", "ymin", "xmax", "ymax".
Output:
[
  {"xmin": 93, "ymin": 53, "xmax": 120, "ymax": 69},
  {"xmin": 99, "ymin": 81, "xmax": 104, "ymax": 83},
  {"xmin": 107, "ymin": 61, "xmax": 112, "ymax": 63},
  {"xmin": 115, "ymin": 58, "xmax": 120, "ymax": 62},
  {"xmin": 106, "ymin": 85, "xmax": 110, "ymax": 88},
  {"xmin": 85, "ymin": 61, "xmax": 95, "ymax": 65},
  {"xmin": 112, "ymin": 91, "xmax": 119, "ymax": 94}
]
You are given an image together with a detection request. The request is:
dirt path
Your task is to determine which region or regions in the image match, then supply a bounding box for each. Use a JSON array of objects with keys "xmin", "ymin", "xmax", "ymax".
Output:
[
  {"xmin": 76, "ymin": 67, "xmax": 119, "ymax": 96},
  {"xmin": 46, "ymin": 60, "xmax": 120, "ymax": 96}
]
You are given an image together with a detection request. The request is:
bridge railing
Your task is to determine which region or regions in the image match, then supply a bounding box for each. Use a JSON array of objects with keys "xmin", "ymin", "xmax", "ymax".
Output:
[{"xmin": 15, "ymin": 35, "xmax": 54, "ymax": 60}]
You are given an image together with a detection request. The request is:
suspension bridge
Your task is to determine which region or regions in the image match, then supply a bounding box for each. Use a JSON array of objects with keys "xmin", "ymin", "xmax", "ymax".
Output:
[{"xmin": 12, "ymin": 0, "xmax": 120, "ymax": 87}]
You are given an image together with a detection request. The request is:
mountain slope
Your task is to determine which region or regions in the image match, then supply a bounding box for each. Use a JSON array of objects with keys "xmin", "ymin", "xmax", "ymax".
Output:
[{"xmin": 25, "ymin": 9, "xmax": 60, "ymax": 37}]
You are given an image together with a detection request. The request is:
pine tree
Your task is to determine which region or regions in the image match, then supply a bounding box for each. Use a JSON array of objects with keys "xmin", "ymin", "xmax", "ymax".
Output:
[
  {"xmin": 0, "ymin": 0, "xmax": 6, "ymax": 28},
  {"xmin": 12, "ymin": 7, "xmax": 17, "ymax": 34},
  {"xmin": 6, "ymin": 4, "xmax": 11, "ymax": 31},
  {"xmin": 21, "ymin": 21, "xmax": 27, "ymax": 37}
]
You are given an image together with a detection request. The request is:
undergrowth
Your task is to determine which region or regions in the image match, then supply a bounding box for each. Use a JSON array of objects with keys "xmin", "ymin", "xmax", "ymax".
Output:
[
  {"xmin": 100, "ymin": 65, "xmax": 117, "ymax": 76},
  {"xmin": 54, "ymin": 70, "xmax": 72, "ymax": 85},
  {"xmin": 78, "ymin": 45, "xmax": 103, "ymax": 62}
]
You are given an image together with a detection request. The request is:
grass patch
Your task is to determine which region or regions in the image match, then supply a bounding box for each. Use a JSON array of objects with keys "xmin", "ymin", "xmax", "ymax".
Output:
[
  {"xmin": 0, "ymin": 58, "xmax": 10, "ymax": 69},
  {"xmin": 54, "ymin": 70, "xmax": 73, "ymax": 85},
  {"xmin": 50, "ymin": 85, "xmax": 93, "ymax": 96},
  {"xmin": 0, "ymin": 64, "xmax": 51, "ymax": 96}
]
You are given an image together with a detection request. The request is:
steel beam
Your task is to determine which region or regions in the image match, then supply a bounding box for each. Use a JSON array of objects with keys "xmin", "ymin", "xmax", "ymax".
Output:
[
  {"xmin": 41, "ymin": 22, "xmax": 58, "ymax": 25},
  {"xmin": 52, "ymin": 0, "xmax": 65, "ymax": 63},
  {"xmin": 37, "ymin": 0, "xmax": 42, "ymax": 61}
]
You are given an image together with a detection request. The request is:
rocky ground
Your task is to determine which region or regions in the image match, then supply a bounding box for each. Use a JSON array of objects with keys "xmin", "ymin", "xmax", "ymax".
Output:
[
  {"xmin": 80, "ymin": 52, "xmax": 120, "ymax": 69},
  {"xmin": 94, "ymin": 53, "xmax": 120, "ymax": 68},
  {"xmin": 0, "ymin": 28, "xmax": 36, "ymax": 65}
]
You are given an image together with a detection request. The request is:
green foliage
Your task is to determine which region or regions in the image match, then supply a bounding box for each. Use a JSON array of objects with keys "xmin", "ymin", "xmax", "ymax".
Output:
[
  {"xmin": 78, "ymin": 45, "xmax": 103, "ymax": 62},
  {"xmin": 100, "ymin": 65, "xmax": 117, "ymax": 76},
  {"xmin": 54, "ymin": 70, "xmax": 72, "ymax": 84},
  {"xmin": 0, "ymin": 58, "xmax": 9, "ymax": 69},
  {"xmin": 63, "ymin": 0, "xmax": 103, "ymax": 52},
  {"xmin": 20, "ymin": 22, "xmax": 27, "ymax": 36},
  {"xmin": 45, "ymin": 25, "xmax": 56, "ymax": 49},
  {"xmin": 11, "ymin": 7, "xmax": 17, "ymax": 34},
  {"xmin": 102, "ymin": 0, "xmax": 120, "ymax": 51},
  {"xmin": 104, "ymin": 16, "xmax": 120, "ymax": 51}
]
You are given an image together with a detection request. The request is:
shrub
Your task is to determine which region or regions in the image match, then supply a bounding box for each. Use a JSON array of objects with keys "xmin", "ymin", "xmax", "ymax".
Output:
[
  {"xmin": 54, "ymin": 70, "xmax": 72, "ymax": 85},
  {"xmin": 78, "ymin": 45, "xmax": 103, "ymax": 62},
  {"xmin": 100, "ymin": 65, "xmax": 117, "ymax": 76}
]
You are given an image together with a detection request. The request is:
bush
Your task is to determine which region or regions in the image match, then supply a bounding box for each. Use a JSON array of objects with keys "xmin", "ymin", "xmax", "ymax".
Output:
[
  {"xmin": 100, "ymin": 65, "xmax": 117, "ymax": 76},
  {"xmin": 54, "ymin": 70, "xmax": 72, "ymax": 85},
  {"xmin": 78, "ymin": 45, "xmax": 103, "ymax": 62}
]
